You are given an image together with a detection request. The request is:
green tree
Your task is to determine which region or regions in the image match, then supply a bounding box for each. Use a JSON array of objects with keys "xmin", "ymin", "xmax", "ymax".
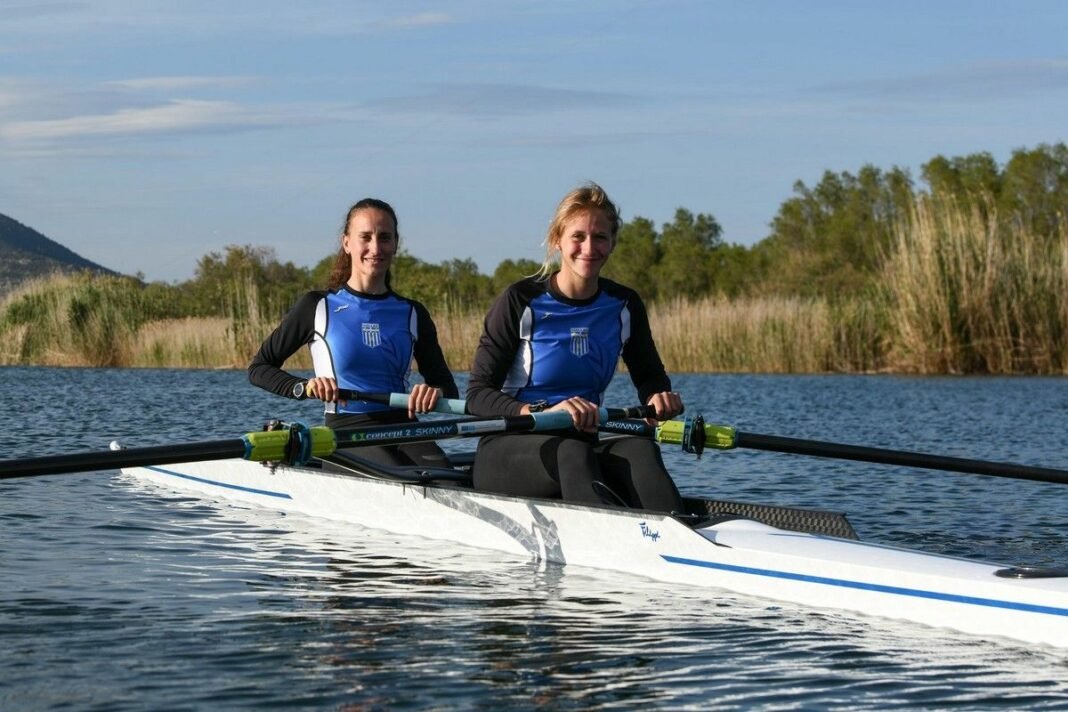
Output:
[
  {"xmin": 757, "ymin": 165, "xmax": 914, "ymax": 296},
  {"xmin": 603, "ymin": 216, "xmax": 660, "ymax": 298},
  {"xmin": 492, "ymin": 258, "xmax": 541, "ymax": 293},
  {"xmin": 921, "ymin": 152, "xmax": 1001, "ymax": 201},
  {"xmin": 185, "ymin": 245, "xmax": 312, "ymax": 318},
  {"xmin": 1000, "ymin": 143, "xmax": 1068, "ymax": 237},
  {"xmin": 651, "ymin": 209, "xmax": 723, "ymax": 296}
]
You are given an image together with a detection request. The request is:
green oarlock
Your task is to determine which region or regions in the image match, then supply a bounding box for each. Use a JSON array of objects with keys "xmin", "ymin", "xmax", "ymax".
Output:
[
  {"xmin": 656, "ymin": 419, "xmax": 737, "ymax": 451},
  {"xmin": 241, "ymin": 427, "xmax": 337, "ymax": 462},
  {"xmin": 305, "ymin": 426, "xmax": 338, "ymax": 457}
]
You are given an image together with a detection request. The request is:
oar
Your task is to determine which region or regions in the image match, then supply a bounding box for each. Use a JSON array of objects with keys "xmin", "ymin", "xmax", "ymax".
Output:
[
  {"xmin": 291, "ymin": 384, "xmax": 468, "ymax": 415},
  {"xmin": 599, "ymin": 415, "xmax": 1068, "ymax": 486},
  {"xmin": 0, "ymin": 406, "xmax": 653, "ymax": 480}
]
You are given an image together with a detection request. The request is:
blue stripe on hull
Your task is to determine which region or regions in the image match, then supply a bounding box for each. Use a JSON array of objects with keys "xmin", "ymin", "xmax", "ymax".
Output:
[
  {"xmin": 662, "ymin": 555, "xmax": 1068, "ymax": 617},
  {"xmin": 146, "ymin": 466, "xmax": 292, "ymax": 500}
]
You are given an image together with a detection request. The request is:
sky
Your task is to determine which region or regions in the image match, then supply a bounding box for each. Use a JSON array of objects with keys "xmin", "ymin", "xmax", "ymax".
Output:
[{"xmin": 2, "ymin": 0, "xmax": 1067, "ymax": 283}]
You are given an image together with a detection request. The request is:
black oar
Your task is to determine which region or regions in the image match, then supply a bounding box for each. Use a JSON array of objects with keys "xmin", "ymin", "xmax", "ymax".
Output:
[
  {"xmin": 0, "ymin": 406, "xmax": 653, "ymax": 480},
  {"xmin": 599, "ymin": 416, "xmax": 1068, "ymax": 486}
]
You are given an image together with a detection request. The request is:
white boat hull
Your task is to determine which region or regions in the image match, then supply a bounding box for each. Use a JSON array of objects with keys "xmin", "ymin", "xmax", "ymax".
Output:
[{"xmin": 122, "ymin": 458, "xmax": 1068, "ymax": 648}]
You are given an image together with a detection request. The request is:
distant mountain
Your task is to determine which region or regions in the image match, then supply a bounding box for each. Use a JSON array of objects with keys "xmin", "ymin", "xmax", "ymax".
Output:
[{"xmin": 0, "ymin": 212, "xmax": 118, "ymax": 296}]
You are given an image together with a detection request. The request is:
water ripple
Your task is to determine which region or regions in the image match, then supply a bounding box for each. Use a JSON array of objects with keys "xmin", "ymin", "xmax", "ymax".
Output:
[{"xmin": 4, "ymin": 368, "xmax": 1068, "ymax": 709}]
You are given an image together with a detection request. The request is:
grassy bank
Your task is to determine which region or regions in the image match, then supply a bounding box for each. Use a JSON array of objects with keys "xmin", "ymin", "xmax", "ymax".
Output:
[{"xmin": 2, "ymin": 194, "xmax": 1065, "ymax": 374}]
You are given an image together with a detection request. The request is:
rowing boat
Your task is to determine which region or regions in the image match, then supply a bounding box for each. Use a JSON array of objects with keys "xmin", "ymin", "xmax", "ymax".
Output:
[
  {"xmin": 119, "ymin": 448, "xmax": 1068, "ymax": 649},
  {"xmin": 4, "ymin": 395, "xmax": 1067, "ymax": 649}
]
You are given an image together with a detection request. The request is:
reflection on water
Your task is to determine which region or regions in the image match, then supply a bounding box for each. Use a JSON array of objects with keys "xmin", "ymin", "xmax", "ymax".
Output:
[{"xmin": 3, "ymin": 367, "xmax": 1068, "ymax": 709}]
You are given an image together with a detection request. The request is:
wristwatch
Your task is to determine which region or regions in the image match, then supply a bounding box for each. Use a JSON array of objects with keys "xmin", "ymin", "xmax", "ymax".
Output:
[{"xmin": 527, "ymin": 400, "xmax": 549, "ymax": 413}]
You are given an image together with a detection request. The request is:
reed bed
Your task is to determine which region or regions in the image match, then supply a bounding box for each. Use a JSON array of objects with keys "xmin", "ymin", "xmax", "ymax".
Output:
[
  {"xmin": 0, "ymin": 274, "xmax": 139, "ymax": 367},
  {"xmin": 432, "ymin": 301, "xmax": 483, "ymax": 373},
  {"xmin": 1, "ymin": 193, "xmax": 1065, "ymax": 374},
  {"xmin": 883, "ymin": 196, "xmax": 1068, "ymax": 374},
  {"xmin": 651, "ymin": 296, "xmax": 838, "ymax": 373}
]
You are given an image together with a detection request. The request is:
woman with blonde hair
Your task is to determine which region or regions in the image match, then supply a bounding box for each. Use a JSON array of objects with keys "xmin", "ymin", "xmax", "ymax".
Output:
[{"xmin": 466, "ymin": 183, "xmax": 684, "ymax": 510}]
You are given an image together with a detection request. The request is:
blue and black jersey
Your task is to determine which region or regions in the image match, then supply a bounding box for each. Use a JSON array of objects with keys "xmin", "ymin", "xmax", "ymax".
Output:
[
  {"xmin": 466, "ymin": 276, "xmax": 670, "ymax": 416},
  {"xmin": 249, "ymin": 286, "xmax": 458, "ymax": 416}
]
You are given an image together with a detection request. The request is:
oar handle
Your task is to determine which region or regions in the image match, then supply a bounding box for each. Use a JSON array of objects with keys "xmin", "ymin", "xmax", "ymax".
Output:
[{"xmin": 292, "ymin": 383, "xmax": 468, "ymax": 415}]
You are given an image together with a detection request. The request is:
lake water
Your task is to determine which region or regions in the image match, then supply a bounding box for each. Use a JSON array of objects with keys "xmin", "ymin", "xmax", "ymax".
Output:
[{"xmin": 3, "ymin": 367, "xmax": 1068, "ymax": 709}]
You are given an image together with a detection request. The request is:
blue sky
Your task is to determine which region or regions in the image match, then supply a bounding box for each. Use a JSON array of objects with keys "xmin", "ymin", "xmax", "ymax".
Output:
[{"xmin": 2, "ymin": 1, "xmax": 1066, "ymax": 283}]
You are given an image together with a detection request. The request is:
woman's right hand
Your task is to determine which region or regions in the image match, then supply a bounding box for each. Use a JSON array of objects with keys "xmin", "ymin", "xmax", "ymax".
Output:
[
  {"xmin": 304, "ymin": 377, "xmax": 347, "ymax": 404},
  {"xmin": 539, "ymin": 396, "xmax": 600, "ymax": 433}
]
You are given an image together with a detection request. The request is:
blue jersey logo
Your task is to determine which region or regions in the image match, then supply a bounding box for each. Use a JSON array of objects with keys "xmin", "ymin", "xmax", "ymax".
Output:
[
  {"xmin": 570, "ymin": 327, "xmax": 589, "ymax": 357},
  {"xmin": 362, "ymin": 323, "xmax": 381, "ymax": 348}
]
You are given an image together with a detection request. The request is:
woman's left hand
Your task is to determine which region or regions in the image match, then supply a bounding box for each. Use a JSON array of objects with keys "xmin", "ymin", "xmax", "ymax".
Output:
[
  {"xmin": 407, "ymin": 383, "xmax": 442, "ymax": 418},
  {"xmin": 646, "ymin": 390, "xmax": 684, "ymax": 423}
]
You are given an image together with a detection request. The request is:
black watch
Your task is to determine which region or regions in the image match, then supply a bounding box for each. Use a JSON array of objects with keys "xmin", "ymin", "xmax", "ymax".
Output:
[{"xmin": 527, "ymin": 400, "xmax": 550, "ymax": 413}]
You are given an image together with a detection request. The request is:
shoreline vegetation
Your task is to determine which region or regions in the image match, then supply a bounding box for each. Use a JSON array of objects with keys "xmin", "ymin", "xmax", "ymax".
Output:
[{"xmin": 3, "ymin": 145, "xmax": 1066, "ymax": 375}]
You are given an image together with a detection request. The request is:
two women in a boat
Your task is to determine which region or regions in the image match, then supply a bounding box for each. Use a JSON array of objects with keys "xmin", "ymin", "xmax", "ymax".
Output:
[
  {"xmin": 250, "ymin": 184, "xmax": 684, "ymax": 513},
  {"xmin": 248, "ymin": 198, "xmax": 459, "ymax": 467}
]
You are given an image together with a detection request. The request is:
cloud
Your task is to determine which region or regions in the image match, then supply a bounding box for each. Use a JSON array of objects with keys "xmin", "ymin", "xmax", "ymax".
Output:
[
  {"xmin": 813, "ymin": 59, "xmax": 1068, "ymax": 102},
  {"xmin": 103, "ymin": 76, "xmax": 257, "ymax": 92},
  {"xmin": 1, "ymin": 1, "xmax": 87, "ymax": 22},
  {"xmin": 372, "ymin": 83, "xmax": 636, "ymax": 118},
  {"xmin": 0, "ymin": 99, "xmax": 284, "ymax": 142},
  {"xmin": 385, "ymin": 12, "xmax": 454, "ymax": 28}
]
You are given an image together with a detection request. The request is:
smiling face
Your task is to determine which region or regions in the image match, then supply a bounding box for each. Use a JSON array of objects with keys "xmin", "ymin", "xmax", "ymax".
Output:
[
  {"xmin": 552, "ymin": 208, "xmax": 616, "ymax": 298},
  {"xmin": 342, "ymin": 207, "xmax": 397, "ymax": 293}
]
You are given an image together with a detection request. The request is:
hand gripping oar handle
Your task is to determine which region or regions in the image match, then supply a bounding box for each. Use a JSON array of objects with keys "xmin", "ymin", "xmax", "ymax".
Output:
[{"xmin": 292, "ymin": 383, "xmax": 468, "ymax": 415}]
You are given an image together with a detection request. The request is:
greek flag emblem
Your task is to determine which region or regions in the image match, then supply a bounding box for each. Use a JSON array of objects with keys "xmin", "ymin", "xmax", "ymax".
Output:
[
  {"xmin": 570, "ymin": 327, "xmax": 589, "ymax": 357},
  {"xmin": 362, "ymin": 323, "xmax": 381, "ymax": 348}
]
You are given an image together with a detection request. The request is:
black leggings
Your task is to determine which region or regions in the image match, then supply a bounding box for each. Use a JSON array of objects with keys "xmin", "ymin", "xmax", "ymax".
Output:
[{"xmin": 473, "ymin": 433, "xmax": 683, "ymax": 513}]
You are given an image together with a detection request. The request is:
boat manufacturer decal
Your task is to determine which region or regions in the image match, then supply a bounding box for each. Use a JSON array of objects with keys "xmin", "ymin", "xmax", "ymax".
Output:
[
  {"xmin": 348, "ymin": 423, "xmax": 463, "ymax": 441},
  {"xmin": 639, "ymin": 521, "xmax": 660, "ymax": 542},
  {"xmin": 146, "ymin": 466, "xmax": 292, "ymax": 499},
  {"xmin": 603, "ymin": 419, "xmax": 646, "ymax": 433},
  {"xmin": 662, "ymin": 555, "xmax": 1068, "ymax": 617}
]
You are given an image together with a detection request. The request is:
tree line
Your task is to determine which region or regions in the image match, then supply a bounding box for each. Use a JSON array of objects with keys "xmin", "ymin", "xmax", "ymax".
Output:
[{"xmin": 78, "ymin": 142, "xmax": 1068, "ymax": 323}]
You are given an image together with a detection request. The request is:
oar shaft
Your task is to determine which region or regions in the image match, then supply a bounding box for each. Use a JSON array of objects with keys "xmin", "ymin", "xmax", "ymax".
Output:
[
  {"xmin": 1, "ymin": 407, "xmax": 650, "ymax": 479},
  {"xmin": 0, "ymin": 428, "xmax": 337, "ymax": 480},
  {"xmin": 603, "ymin": 417, "xmax": 1068, "ymax": 485},
  {"xmin": 0, "ymin": 440, "xmax": 247, "ymax": 479},
  {"xmin": 335, "ymin": 407, "xmax": 650, "ymax": 449},
  {"xmin": 735, "ymin": 431, "xmax": 1068, "ymax": 486}
]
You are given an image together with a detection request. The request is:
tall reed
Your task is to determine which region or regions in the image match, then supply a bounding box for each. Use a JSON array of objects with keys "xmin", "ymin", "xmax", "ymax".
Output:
[
  {"xmin": 883, "ymin": 195, "xmax": 1068, "ymax": 374},
  {"xmin": 0, "ymin": 273, "xmax": 140, "ymax": 366},
  {"xmin": 431, "ymin": 300, "xmax": 483, "ymax": 373},
  {"xmin": 649, "ymin": 296, "xmax": 858, "ymax": 373}
]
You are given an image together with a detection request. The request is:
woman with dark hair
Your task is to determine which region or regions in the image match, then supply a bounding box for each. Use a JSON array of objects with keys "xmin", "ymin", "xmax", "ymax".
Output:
[
  {"xmin": 466, "ymin": 183, "xmax": 684, "ymax": 511},
  {"xmin": 249, "ymin": 198, "xmax": 459, "ymax": 466}
]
